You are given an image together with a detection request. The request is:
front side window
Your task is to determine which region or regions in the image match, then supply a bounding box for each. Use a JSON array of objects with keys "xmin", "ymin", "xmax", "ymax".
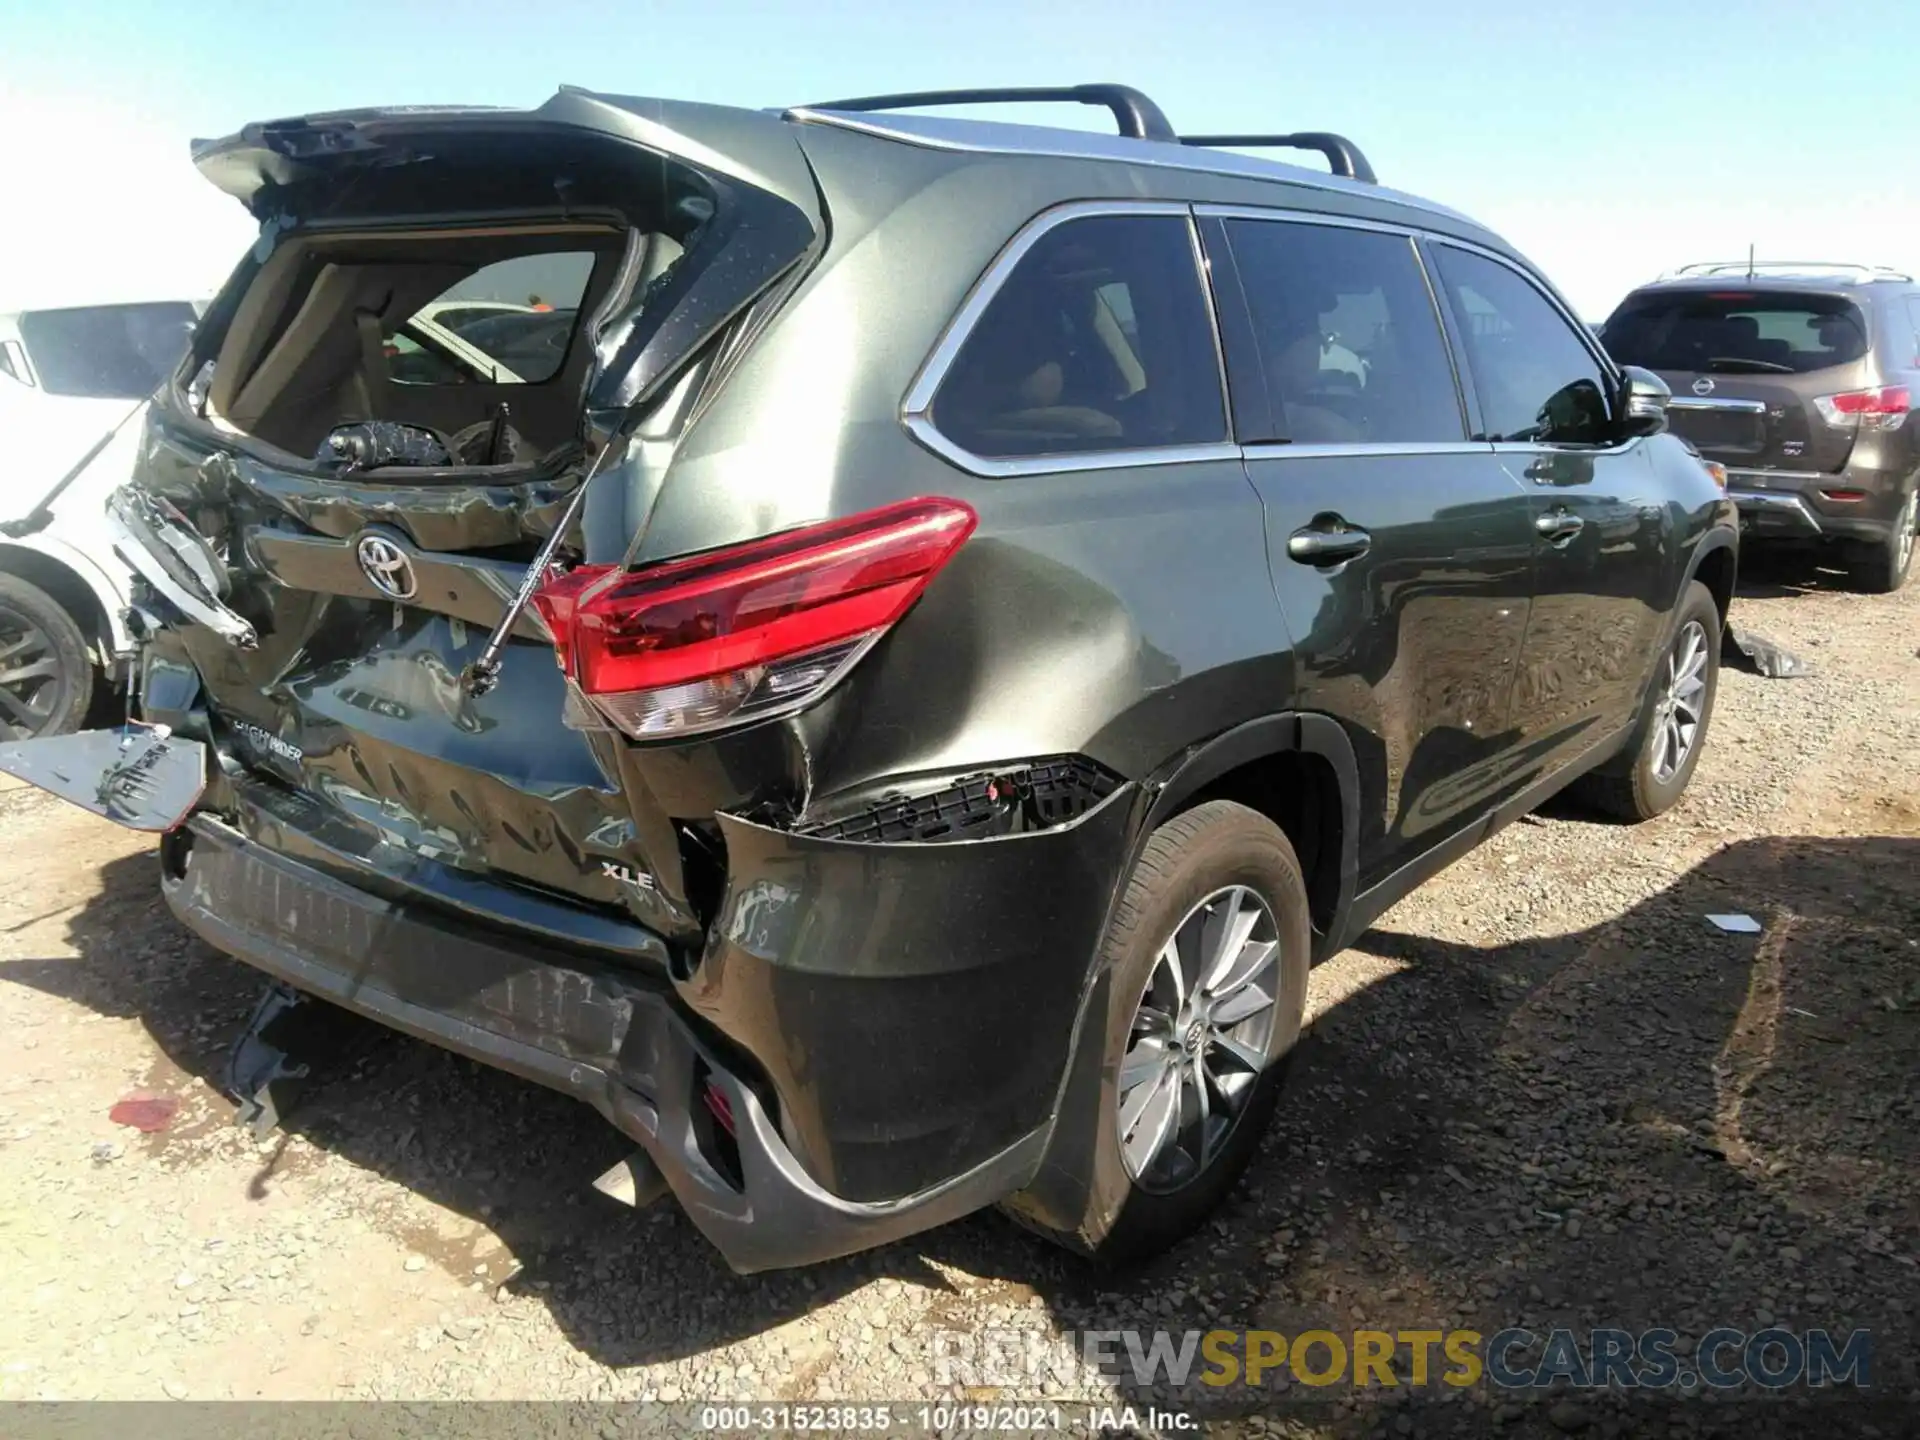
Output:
[
  {"xmin": 1433, "ymin": 247, "xmax": 1613, "ymax": 445},
  {"xmin": 929, "ymin": 214, "xmax": 1227, "ymax": 460},
  {"xmin": 1221, "ymin": 220, "xmax": 1465, "ymax": 444}
]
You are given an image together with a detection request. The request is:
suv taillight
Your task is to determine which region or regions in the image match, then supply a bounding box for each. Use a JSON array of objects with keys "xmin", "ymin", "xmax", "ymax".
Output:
[
  {"xmin": 532, "ymin": 497, "xmax": 977, "ymax": 740},
  {"xmin": 1813, "ymin": 385, "xmax": 1911, "ymax": 432}
]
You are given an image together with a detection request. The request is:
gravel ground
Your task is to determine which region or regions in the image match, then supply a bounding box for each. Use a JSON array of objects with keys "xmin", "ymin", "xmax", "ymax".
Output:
[{"xmin": 0, "ymin": 548, "xmax": 1915, "ymax": 1437}]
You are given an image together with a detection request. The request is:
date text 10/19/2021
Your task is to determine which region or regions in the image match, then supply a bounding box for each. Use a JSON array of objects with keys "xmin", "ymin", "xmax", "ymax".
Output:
[{"xmin": 699, "ymin": 1406, "xmax": 1193, "ymax": 1432}]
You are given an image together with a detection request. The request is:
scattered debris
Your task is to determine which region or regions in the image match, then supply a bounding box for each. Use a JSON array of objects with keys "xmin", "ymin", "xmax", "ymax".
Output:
[
  {"xmin": 1723, "ymin": 625, "xmax": 1815, "ymax": 678},
  {"xmin": 90, "ymin": 1140, "xmax": 123, "ymax": 1163},
  {"xmin": 1785, "ymin": 1006, "xmax": 1819, "ymax": 1019},
  {"xmin": 107, "ymin": 1092, "xmax": 179, "ymax": 1132},
  {"xmin": 1707, "ymin": 913, "xmax": 1763, "ymax": 934}
]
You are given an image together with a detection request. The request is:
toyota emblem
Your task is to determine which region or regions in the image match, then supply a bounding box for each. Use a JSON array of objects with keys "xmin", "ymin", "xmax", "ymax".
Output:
[
  {"xmin": 1692, "ymin": 377, "xmax": 1716, "ymax": 396},
  {"xmin": 356, "ymin": 534, "xmax": 418, "ymax": 601}
]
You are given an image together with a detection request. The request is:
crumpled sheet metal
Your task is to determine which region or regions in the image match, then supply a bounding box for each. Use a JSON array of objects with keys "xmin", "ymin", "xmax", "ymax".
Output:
[{"xmin": 1723, "ymin": 624, "xmax": 1816, "ymax": 679}]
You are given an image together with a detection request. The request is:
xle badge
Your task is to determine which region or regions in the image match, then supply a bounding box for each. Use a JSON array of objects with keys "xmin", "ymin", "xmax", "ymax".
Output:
[{"xmin": 601, "ymin": 860, "xmax": 656, "ymax": 893}]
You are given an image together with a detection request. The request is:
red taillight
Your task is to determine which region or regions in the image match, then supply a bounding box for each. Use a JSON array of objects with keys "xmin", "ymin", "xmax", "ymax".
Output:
[
  {"xmin": 1814, "ymin": 385, "xmax": 1911, "ymax": 432},
  {"xmin": 532, "ymin": 497, "xmax": 977, "ymax": 739},
  {"xmin": 1820, "ymin": 489, "xmax": 1869, "ymax": 503}
]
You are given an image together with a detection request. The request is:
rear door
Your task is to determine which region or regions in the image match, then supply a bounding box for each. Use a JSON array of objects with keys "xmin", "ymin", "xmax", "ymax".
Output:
[
  {"xmin": 1201, "ymin": 211, "xmax": 1536, "ymax": 889},
  {"xmin": 1429, "ymin": 244, "xmax": 1671, "ymax": 777},
  {"xmin": 1601, "ymin": 287, "xmax": 1874, "ymax": 475}
]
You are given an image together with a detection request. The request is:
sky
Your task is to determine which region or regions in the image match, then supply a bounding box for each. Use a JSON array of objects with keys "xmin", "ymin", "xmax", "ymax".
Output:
[{"xmin": 2, "ymin": 0, "xmax": 1913, "ymax": 318}]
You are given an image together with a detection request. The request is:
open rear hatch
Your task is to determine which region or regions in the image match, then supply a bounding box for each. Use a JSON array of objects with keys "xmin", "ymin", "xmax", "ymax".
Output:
[
  {"xmin": 1602, "ymin": 287, "xmax": 1884, "ymax": 472},
  {"xmin": 0, "ymin": 93, "xmax": 821, "ymax": 957}
]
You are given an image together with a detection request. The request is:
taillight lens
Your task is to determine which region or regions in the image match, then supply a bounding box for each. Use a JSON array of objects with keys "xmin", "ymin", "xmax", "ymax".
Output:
[
  {"xmin": 532, "ymin": 497, "xmax": 977, "ymax": 740},
  {"xmin": 1813, "ymin": 385, "xmax": 1911, "ymax": 432}
]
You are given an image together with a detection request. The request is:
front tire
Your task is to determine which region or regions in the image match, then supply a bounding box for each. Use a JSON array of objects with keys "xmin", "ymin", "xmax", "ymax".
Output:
[
  {"xmin": 1039, "ymin": 800, "xmax": 1311, "ymax": 1264},
  {"xmin": 1575, "ymin": 580, "xmax": 1720, "ymax": 822},
  {"xmin": 0, "ymin": 575, "xmax": 94, "ymax": 740}
]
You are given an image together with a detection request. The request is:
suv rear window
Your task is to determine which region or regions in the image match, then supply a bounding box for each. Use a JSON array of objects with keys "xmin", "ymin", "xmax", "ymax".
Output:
[
  {"xmin": 1602, "ymin": 292, "xmax": 1869, "ymax": 376},
  {"xmin": 17, "ymin": 302, "xmax": 199, "ymax": 399},
  {"xmin": 929, "ymin": 214, "xmax": 1227, "ymax": 460}
]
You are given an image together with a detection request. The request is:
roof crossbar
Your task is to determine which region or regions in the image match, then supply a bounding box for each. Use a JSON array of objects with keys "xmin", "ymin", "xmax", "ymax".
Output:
[
  {"xmin": 1178, "ymin": 132, "xmax": 1377, "ymax": 184},
  {"xmin": 799, "ymin": 84, "xmax": 1177, "ymax": 142}
]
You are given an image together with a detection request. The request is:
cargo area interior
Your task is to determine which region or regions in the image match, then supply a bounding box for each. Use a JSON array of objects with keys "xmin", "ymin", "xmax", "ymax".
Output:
[{"xmin": 193, "ymin": 129, "xmax": 703, "ymax": 468}]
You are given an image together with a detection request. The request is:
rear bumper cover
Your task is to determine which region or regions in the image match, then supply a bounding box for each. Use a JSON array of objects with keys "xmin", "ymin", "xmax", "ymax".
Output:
[
  {"xmin": 162, "ymin": 815, "xmax": 1048, "ymax": 1272},
  {"xmin": 1729, "ymin": 463, "xmax": 1913, "ymax": 542}
]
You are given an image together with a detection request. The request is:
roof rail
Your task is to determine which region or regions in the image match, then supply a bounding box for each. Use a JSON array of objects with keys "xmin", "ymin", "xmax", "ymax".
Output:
[
  {"xmin": 1663, "ymin": 260, "xmax": 1914, "ymax": 283},
  {"xmin": 1178, "ymin": 132, "xmax": 1376, "ymax": 184},
  {"xmin": 799, "ymin": 84, "xmax": 1176, "ymax": 142}
]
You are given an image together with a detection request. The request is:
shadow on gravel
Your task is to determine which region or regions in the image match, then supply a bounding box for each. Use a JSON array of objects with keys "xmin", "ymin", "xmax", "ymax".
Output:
[
  {"xmin": 1732, "ymin": 545, "xmax": 1863, "ymax": 601},
  {"xmin": 5, "ymin": 831, "xmax": 1916, "ymax": 1435}
]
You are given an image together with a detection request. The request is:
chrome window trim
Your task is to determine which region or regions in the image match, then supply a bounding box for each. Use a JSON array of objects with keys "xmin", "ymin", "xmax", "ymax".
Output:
[
  {"xmin": 1490, "ymin": 437, "xmax": 1649, "ymax": 458},
  {"xmin": 1243, "ymin": 441, "xmax": 1491, "ymax": 460},
  {"xmin": 1668, "ymin": 396, "xmax": 1768, "ymax": 414},
  {"xmin": 902, "ymin": 199, "xmax": 1241, "ymax": 479},
  {"xmin": 1193, "ymin": 203, "xmax": 1415, "ymax": 237}
]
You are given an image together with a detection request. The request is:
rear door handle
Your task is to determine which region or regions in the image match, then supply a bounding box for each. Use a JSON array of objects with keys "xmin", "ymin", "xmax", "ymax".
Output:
[
  {"xmin": 1535, "ymin": 509, "xmax": 1585, "ymax": 545},
  {"xmin": 1286, "ymin": 523, "xmax": 1372, "ymax": 566}
]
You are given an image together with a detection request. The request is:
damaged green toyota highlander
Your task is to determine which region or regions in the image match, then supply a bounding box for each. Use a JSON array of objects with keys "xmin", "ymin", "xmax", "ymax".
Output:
[{"xmin": 0, "ymin": 83, "xmax": 1737, "ymax": 1273}]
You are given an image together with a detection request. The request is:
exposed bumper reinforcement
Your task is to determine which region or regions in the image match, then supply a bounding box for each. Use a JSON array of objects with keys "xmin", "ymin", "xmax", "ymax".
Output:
[{"xmin": 162, "ymin": 816, "xmax": 1045, "ymax": 1272}]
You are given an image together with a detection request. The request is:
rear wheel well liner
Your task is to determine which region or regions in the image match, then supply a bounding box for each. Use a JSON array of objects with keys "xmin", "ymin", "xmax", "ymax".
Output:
[{"xmin": 1139, "ymin": 712, "xmax": 1360, "ymax": 950}]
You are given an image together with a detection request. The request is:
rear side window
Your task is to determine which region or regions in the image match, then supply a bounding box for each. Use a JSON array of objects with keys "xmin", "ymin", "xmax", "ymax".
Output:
[
  {"xmin": 17, "ymin": 302, "xmax": 198, "ymax": 399},
  {"xmin": 1220, "ymin": 220, "xmax": 1465, "ymax": 444},
  {"xmin": 1603, "ymin": 291, "xmax": 1870, "ymax": 376},
  {"xmin": 1431, "ymin": 247, "xmax": 1613, "ymax": 445},
  {"xmin": 929, "ymin": 215, "xmax": 1227, "ymax": 460}
]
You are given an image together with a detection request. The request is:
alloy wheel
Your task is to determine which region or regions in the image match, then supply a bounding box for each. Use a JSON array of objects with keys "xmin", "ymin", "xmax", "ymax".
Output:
[
  {"xmin": 1117, "ymin": 885, "xmax": 1282, "ymax": 1194},
  {"xmin": 1896, "ymin": 491, "xmax": 1917, "ymax": 578},
  {"xmin": 0, "ymin": 606, "xmax": 65, "ymax": 741},
  {"xmin": 1649, "ymin": 618, "xmax": 1709, "ymax": 784}
]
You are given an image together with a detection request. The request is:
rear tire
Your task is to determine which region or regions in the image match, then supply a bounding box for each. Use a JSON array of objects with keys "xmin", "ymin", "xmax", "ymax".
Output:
[
  {"xmin": 0, "ymin": 574, "xmax": 94, "ymax": 741},
  {"xmin": 1847, "ymin": 488, "xmax": 1917, "ymax": 594},
  {"xmin": 1027, "ymin": 800, "xmax": 1311, "ymax": 1264},
  {"xmin": 1574, "ymin": 581, "xmax": 1720, "ymax": 823}
]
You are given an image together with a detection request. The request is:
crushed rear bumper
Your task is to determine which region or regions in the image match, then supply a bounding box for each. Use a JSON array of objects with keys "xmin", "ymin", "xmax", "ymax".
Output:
[{"xmin": 161, "ymin": 814, "xmax": 1047, "ymax": 1272}]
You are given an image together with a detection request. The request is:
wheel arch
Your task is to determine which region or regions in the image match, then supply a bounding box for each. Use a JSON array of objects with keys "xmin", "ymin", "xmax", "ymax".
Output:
[
  {"xmin": 1138, "ymin": 711, "xmax": 1362, "ymax": 960},
  {"xmin": 0, "ymin": 538, "xmax": 133, "ymax": 666},
  {"xmin": 1685, "ymin": 528, "xmax": 1738, "ymax": 627}
]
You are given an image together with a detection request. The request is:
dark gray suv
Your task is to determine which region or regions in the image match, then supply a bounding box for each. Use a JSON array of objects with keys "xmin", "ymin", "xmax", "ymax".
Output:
[
  {"xmin": 1601, "ymin": 262, "xmax": 1920, "ymax": 591},
  {"xmin": 0, "ymin": 83, "xmax": 1736, "ymax": 1272}
]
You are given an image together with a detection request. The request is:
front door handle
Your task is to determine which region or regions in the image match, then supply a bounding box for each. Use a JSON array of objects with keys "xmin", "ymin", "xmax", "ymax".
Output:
[
  {"xmin": 1287, "ymin": 522, "xmax": 1373, "ymax": 566},
  {"xmin": 1535, "ymin": 509, "xmax": 1585, "ymax": 545}
]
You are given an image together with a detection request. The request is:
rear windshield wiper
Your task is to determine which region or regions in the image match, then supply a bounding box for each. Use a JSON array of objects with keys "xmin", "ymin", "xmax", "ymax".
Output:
[{"xmin": 1703, "ymin": 357, "xmax": 1797, "ymax": 375}]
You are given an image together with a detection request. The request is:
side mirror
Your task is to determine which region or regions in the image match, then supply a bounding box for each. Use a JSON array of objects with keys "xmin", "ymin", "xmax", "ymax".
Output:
[{"xmin": 1619, "ymin": 365, "xmax": 1670, "ymax": 437}]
